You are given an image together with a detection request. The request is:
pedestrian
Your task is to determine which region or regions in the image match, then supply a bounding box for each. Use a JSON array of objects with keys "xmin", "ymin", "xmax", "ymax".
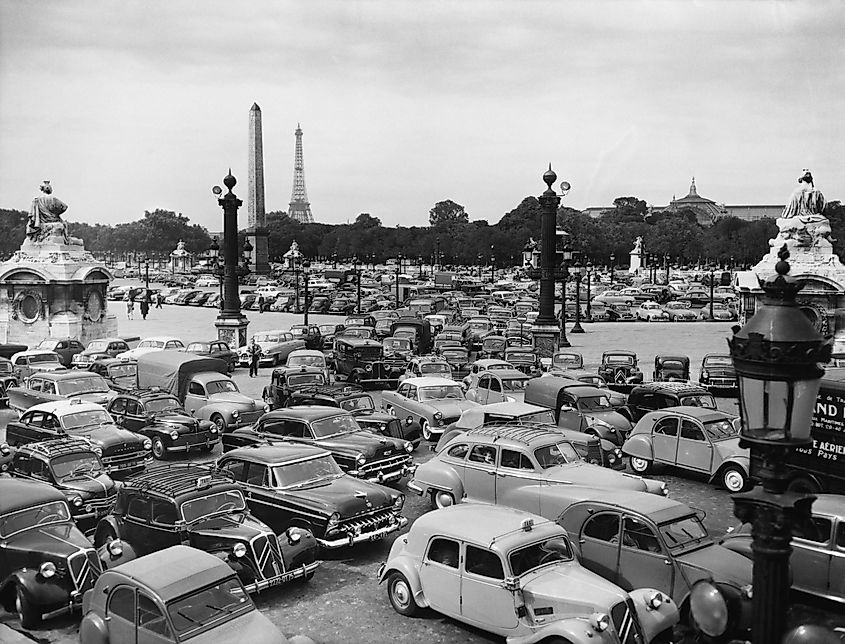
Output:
[
  {"xmin": 125, "ymin": 294, "xmax": 134, "ymax": 320},
  {"xmin": 248, "ymin": 338, "xmax": 261, "ymax": 378},
  {"xmin": 155, "ymin": 291, "xmax": 163, "ymax": 308},
  {"xmin": 140, "ymin": 297, "xmax": 149, "ymax": 320},
  {"xmin": 258, "ymin": 294, "xmax": 265, "ymax": 314}
]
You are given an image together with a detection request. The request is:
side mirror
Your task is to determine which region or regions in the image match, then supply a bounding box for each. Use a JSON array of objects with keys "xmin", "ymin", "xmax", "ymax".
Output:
[{"xmin": 502, "ymin": 576, "xmax": 520, "ymax": 592}]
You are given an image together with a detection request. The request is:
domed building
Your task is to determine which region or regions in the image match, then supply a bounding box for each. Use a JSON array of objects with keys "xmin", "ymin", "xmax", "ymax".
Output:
[{"xmin": 663, "ymin": 178, "xmax": 727, "ymax": 225}]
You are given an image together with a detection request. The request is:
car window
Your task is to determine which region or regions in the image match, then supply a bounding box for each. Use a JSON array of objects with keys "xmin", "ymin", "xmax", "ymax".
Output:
[
  {"xmin": 188, "ymin": 382, "xmax": 205, "ymax": 396},
  {"xmin": 12, "ymin": 453, "xmax": 31, "ymax": 475},
  {"xmin": 836, "ymin": 523, "xmax": 845, "ymax": 549},
  {"xmin": 406, "ymin": 385, "xmax": 417, "ymax": 401},
  {"xmin": 622, "ymin": 517, "xmax": 662, "ymax": 553},
  {"xmin": 635, "ymin": 392, "xmax": 656, "ymax": 408},
  {"xmin": 111, "ymin": 399, "xmax": 127, "ymax": 414},
  {"xmin": 477, "ymin": 375, "xmax": 490, "ymax": 390},
  {"xmin": 22, "ymin": 411, "xmax": 42, "ymax": 426},
  {"xmin": 468, "ymin": 445, "xmax": 497, "ymax": 465},
  {"xmin": 125, "ymin": 400, "xmax": 141, "ymax": 415},
  {"xmin": 107, "ymin": 586, "xmax": 135, "ymax": 622},
  {"xmin": 220, "ymin": 460, "xmax": 248, "ymax": 482},
  {"xmin": 426, "ymin": 538, "xmax": 459, "ymax": 568},
  {"xmin": 534, "ymin": 442, "xmax": 579, "ymax": 468},
  {"xmin": 465, "ymin": 545, "xmax": 504, "ymax": 579},
  {"xmin": 446, "ymin": 444, "xmax": 469, "ymax": 460},
  {"xmin": 138, "ymin": 592, "xmax": 173, "ymax": 639},
  {"xmin": 679, "ymin": 420, "xmax": 705, "ymax": 441},
  {"xmin": 654, "ymin": 417, "xmax": 679, "ymax": 437},
  {"xmin": 151, "ymin": 499, "xmax": 177, "ymax": 525},
  {"xmin": 501, "ymin": 449, "xmax": 533, "ymax": 470},
  {"xmin": 583, "ymin": 513, "xmax": 621, "ymax": 542},
  {"xmin": 260, "ymin": 419, "xmax": 308, "ymax": 439},
  {"xmin": 28, "ymin": 458, "xmax": 50, "ymax": 480},
  {"xmin": 793, "ymin": 516, "xmax": 832, "ymax": 544},
  {"xmin": 489, "ymin": 378, "xmax": 502, "ymax": 393},
  {"xmin": 127, "ymin": 496, "xmax": 150, "ymax": 521},
  {"xmin": 245, "ymin": 463, "xmax": 269, "ymax": 487}
]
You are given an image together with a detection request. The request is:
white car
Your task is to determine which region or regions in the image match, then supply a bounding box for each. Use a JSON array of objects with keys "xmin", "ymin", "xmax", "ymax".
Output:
[
  {"xmin": 381, "ymin": 376, "xmax": 479, "ymax": 441},
  {"xmin": 635, "ymin": 301, "xmax": 670, "ymax": 322},
  {"xmin": 285, "ymin": 349, "xmax": 331, "ymax": 382},
  {"xmin": 116, "ymin": 336, "xmax": 185, "ymax": 360},
  {"xmin": 194, "ymin": 276, "xmax": 219, "ymax": 287}
]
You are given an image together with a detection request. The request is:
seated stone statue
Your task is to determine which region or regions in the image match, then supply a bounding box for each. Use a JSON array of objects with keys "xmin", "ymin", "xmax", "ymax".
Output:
[
  {"xmin": 27, "ymin": 181, "xmax": 82, "ymax": 246},
  {"xmin": 775, "ymin": 170, "xmax": 830, "ymax": 248}
]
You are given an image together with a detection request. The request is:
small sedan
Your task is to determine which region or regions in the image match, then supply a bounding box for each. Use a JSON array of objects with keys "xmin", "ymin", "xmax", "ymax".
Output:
[
  {"xmin": 662, "ymin": 301, "xmax": 697, "ymax": 321},
  {"xmin": 381, "ymin": 377, "xmax": 478, "ymax": 441},
  {"xmin": 699, "ymin": 353, "xmax": 738, "ymax": 391},
  {"xmin": 634, "ymin": 301, "xmax": 670, "ymax": 322},
  {"xmin": 622, "ymin": 406, "xmax": 750, "ymax": 492},
  {"xmin": 184, "ymin": 339, "xmax": 238, "ymax": 372}
]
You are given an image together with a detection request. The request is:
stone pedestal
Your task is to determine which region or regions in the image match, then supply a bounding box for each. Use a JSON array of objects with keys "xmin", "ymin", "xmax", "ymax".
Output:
[
  {"xmin": 246, "ymin": 228, "xmax": 270, "ymax": 275},
  {"xmin": 0, "ymin": 238, "xmax": 117, "ymax": 345},
  {"xmin": 215, "ymin": 315, "xmax": 249, "ymax": 351},
  {"xmin": 629, "ymin": 249, "xmax": 643, "ymax": 275},
  {"xmin": 531, "ymin": 323, "xmax": 562, "ymax": 357}
]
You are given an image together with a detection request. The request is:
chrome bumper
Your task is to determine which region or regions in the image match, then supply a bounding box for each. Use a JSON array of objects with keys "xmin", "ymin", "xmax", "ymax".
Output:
[
  {"xmin": 407, "ymin": 480, "xmax": 424, "ymax": 495},
  {"xmin": 242, "ymin": 560, "xmax": 319, "ymax": 593},
  {"xmin": 318, "ymin": 516, "xmax": 408, "ymax": 549},
  {"xmin": 167, "ymin": 438, "xmax": 220, "ymax": 452}
]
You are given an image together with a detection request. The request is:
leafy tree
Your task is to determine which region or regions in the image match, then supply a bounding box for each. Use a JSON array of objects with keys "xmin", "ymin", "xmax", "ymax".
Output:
[
  {"xmin": 429, "ymin": 200, "xmax": 469, "ymax": 228},
  {"xmin": 354, "ymin": 213, "xmax": 381, "ymax": 228}
]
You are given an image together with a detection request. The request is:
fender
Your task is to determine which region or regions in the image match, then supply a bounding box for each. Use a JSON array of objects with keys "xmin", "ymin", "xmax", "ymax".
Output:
[
  {"xmin": 195, "ymin": 402, "xmax": 235, "ymax": 424},
  {"xmin": 412, "ymin": 462, "xmax": 465, "ymax": 500},
  {"xmin": 515, "ymin": 616, "xmax": 618, "ymax": 644},
  {"xmin": 378, "ymin": 555, "xmax": 429, "ymax": 608},
  {"xmin": 3, "ymin": 569, "xmax": 69, "ymax": 608},
  {"xmin": 98, "ymin": 540, "xmax": 137, "ymax": 569},
  {"xmin": 93, "ymin": 515, "xmax": 124, "ymax": 547},
  {"xmin": 709, "ymin": 455, "xmax": 750, "ymax": 483},
  {"xmin": 79, "ymin": 611, "xmax": 110, "ymax": 644},
  {"xmin": 503, "ymin": 484, "xmax": 586, "ymax": 521},
  {"xmin": 621, "ymin": 435, "xmax": 654, "ymax": 460},
  {"xmin": 628, "ymin": 587, "xmax": 680, "ymax": 644}
]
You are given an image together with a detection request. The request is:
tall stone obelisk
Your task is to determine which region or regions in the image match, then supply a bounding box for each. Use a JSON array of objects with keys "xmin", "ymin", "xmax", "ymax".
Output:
[{"xmin": 246, "ymin": 103, "xmax": 270, "ymax": 274}]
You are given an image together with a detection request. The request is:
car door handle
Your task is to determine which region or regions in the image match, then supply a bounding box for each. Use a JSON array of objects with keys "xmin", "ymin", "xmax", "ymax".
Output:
[
  {"xmin": 487, "ymin": 470, "xmax": 496, "ymax": 475},
  {"xmin": 664, "ymin": 559, "xmax": 672, "ymax": 566}
]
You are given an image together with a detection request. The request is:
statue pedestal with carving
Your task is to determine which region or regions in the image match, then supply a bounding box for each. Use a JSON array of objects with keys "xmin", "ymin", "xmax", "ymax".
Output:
[{"xmin": 0, "ymin": 237, "xmax": 117, "ymax": 345}]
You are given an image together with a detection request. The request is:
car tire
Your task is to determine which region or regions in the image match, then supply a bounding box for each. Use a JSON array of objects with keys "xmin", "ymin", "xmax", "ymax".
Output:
[
  {"xmin": 94, "ymin": 525, "xmax": 119, "ymax": 549},
  {"xmin": 430, "ymin": 490, "xmax": 455, "ymax": 510},
  {"xmin": 629, "ymin": 456, "xmax": 652, "ymax": 474},
  {"xmin": 151, "ymin": 436, "xmax": 166, "ymax": 460},
  {"xmin": 387, "ymin": 572, "xmax": 419, "ymax": 617},
  {"xmin": 211, "ymin": 415, "xmax": 227, "ymax": 433},
  {"xmin": 721, "ymin": 465, "xmax": 748, "ymax": 492},
  {"xmin": 16, "ymin": 585, "xmax": 40, "ymax": 629},
  {"xmin": 421, "ymin": 420, "xmax": 433, "ymax": 441},
  {"xmin": 786, "ymin": 476, "xmax": 821, "ymax": 494}
]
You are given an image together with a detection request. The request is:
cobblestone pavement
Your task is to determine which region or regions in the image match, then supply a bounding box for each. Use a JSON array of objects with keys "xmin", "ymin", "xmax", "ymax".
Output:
[{"xmin": 2, "ymin": 303, "xmax": 843, "ymax": 643}]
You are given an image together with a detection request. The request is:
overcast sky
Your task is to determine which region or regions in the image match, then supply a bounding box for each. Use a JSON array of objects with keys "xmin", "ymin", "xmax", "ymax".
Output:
[{"xmin": 1, "ymin": 0, "xmax": 843, "ymax": 232}]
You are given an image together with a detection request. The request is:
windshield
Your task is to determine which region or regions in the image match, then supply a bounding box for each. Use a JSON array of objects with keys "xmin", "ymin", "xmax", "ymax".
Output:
[
  {"xmin": 319, "ymin": 325, "xmax": 337, "ymax": 334},
  {"xmin": 421, "ymin": 363, "xmax": 451, "ymax": 375},
  {"xmin": 206, "ymin": 380, "xmax": 238, "ymax": 395},
  {"xmin": 384, "ymin": 339, "xmax": 410, "ymax": 350},
  {"xmin": 87, "ymin": 341, "xmax": 108, "ymax": 351},
  {"xmin": 168, "ymin": 576, "xmax": 253, "ymax": 638},
  {"xmin": 679, "ymin": 394, "xmax": 717, "ymax": 409},
  {"xmin": 36, "ymin": 340, "xmax": 57, "ymax": 350},
  {"xmin": 577, "ymin": 395, "xmax": 613, "ymax": 412},
  {"xmin": 146, "ymin": 397, "xmax": 183, "ymax": 413},
  {"xmin": 0, "ymin": 501, "xmax": 71, "ymax": 538},
  {"xmin": 509, "ymin": 536, "xmax": 573, "ymax": 576},
  {"xmin": 553, "ymin": 355, "xmax": 581, "ymax": 367},
  {"xmin": 468, "ymin": 321, "xmax": 492, "ymax": 331},
  {"xmin": 339, "ymin": 395, "xmax": 375, "ymax": 412},
  {"xmin": 108, "ymin": 363, "xmax": 137, "ymax": 379},
  {"xmin": 519, "ymin": 410, "xmax": 556, "ymax": 424},
  {"xmin": 288, "ymin": 356, "xmax": 325, "ymax": 368},
  {"xmin": 287, "ymin": 373, "xmax": 325, "ymax": 387},
  {"xmin": 51, "ymin": 452, "xmax": 104, "ymax": 480},
  {"xmin": 272, "ymin": 455, "xmax": 343, "ymax": 487},
  {"xmin": 139, "ymin": 340, "xmax": 165, "ymax": 349},
  {"xmin": 442, "ymin": 350, "xmax": 467, "ymax": 359},
  {"xmin": 605, "ymin": 355, "xmax": 634, "ymax": 365},
  {"xmin": 419, "ymin": 385, "xmax": 463, "ymax": 401},
  {"xmin": 704, "ymin": 418, "xmax": 740, "ymax": 440},
  {"xmin": 341, "ymin": 329, "xmax": 372, "ymax": 339},
  {"xmin": 484, "ymin": 339, "xmax": 505, "ymax": 349},
  {"xmin": 63, "ymin": 409, "xmax": 113, "ymax": 429},
  {"xmin": 704, "ymin": 356, "xmax": 733, "ymax": 367},
  {"xmin": 30, "ymin": 353, "xmax": 61, "ymax": 363},
  {"xmin": 186, "ymin": 343, "xmax": 210, "ymax": 352},
  {"xmin": 253, "ymin": 334, "xmax": 281, "ymax": 343},
  {"xmin": 58, "ymin": 376, "xmax": 110, "ymax": 395},
  {"xmin": 310, "ymin": 414, "xmax": 362, "ymax": 438},
  {"xmin": 660, "ymin": 361, "xmax": 685, "ymax": 370},
  {"xmin": 534, "ymin": 442, "xmax": 579, "ymax": 468},
  {"xmin": 502, "ymin": 378, "xmax": 529, "ymax": 391},
  {"xmin": 180, "ymin": 490, "xmax": 246, "ymax": 523},
  {"xmin": 659, "ymin": 515, "xmax": 709, "ymax": 550}
]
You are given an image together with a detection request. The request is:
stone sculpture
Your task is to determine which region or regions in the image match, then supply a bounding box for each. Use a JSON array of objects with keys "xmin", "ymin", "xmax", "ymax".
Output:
[
  {"xmin": 774, "ymin": 170, "xmax": 831, "ymax": 250},
  {"xmin": 27, "ymin": 181, "xmax": 82, "ymax": 246}
]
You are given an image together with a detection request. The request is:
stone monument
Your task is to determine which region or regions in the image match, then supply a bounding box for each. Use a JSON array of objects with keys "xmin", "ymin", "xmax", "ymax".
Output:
[
  {"xmin": 629, "ymin": 236, "xmax": 644, "ymax": 274},
  {"xmin": 169, "ymin": 240, "xmax": 193, "ymax": 274},
  {"xmin": 735, "ymin": 170, "xmax": 845, "ymax": 354},
  {"xmin": 0, "ymin": 181, "xmax": 116, "ymax": 344},
  {"xmin": 246, "ymin": 103, "xmax": 270, "ymax": 275}
]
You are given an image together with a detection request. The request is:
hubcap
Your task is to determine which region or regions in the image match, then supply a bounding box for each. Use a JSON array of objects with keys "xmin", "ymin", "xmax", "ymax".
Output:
[
  {"xmin": 631, "ymin": 457, "xmax": 648, "ymax": 471},
  {"xmin": 725, "ymin": 471, "xmax": 744, "ymax": 491},
  {"xmin": 392, "ymin": 579, "xmax": 410, "ymax": 608},
  {"xmin": 436, "ymin": 492, "xmax": 453, "ymax": 508},
  {"xmin": 153, "ymin": 440, "xmax": 164, "ymax": 457}
]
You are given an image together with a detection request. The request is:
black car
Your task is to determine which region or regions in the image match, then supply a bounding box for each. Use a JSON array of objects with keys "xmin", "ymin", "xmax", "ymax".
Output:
[
  {"xmin": 597, "ymin": 349, "xmax": 644, "ymax": 392},
  {"xmin": 262, "ymin": 366, "xmax": 327, "ymax": 410},
  {"xmin": 217, "ymin": 444, "xmax": 408, "ymax": 549},
  {"xmin": 0, "ymin": 356, "xmax": 18, "ymax": 405},
  {"xmin": 222, "ymin": 406, "xmax": 415, "ymax": 484},
  {"xmin": 87, "ymin": 358, "xmax": 137, "ymax": 393},
  {"xmin": 107, "ymin": 390, "xmax": 221, "ymax": 459},
  {"xmin": 623, "ymin": 381, "xmax": 718, "ymax": 423},
  {"xmin": 71, "ymin": 337, "xmax": 131, "ymax": 369},
  {"xmin": 93, "ymin": 463, "xmax": 319, "ymax": 593},
  {"xmin": 7, "ymin": 438, "xmax": 118, "ymax": 531},
  {"xmin": 699, "ymin": 353, "xmax": 738, "ymax": 392},
  {"xmin": 288, "ymin": 383, "xmax": 423, "ymax": 449},
  {"xmin": 184, "ymin": 339, "xmax": 239, "ymax": 373},
  {"xmin": 333, "ymin": 337, "xmax": 403, "ymax": 388},
  {"xmin": 652, "ymin": 354, "xmax": 690, "ymax": 382},
  {"xmin": 0, "ymin": 478, "xmax": 126, "ymax": 628}
]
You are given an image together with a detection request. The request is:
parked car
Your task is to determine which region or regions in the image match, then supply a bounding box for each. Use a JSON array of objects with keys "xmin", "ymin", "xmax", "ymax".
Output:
[
  {"xmin": 607, "ymin": 303, "xmax": 637, "ymax": 322},
  {"xmin": 622, "ymin": 407, "xmax": 748, "ymax": 491},
  {"xmin": 93, "ymin": 463, "xmax": 319, "ymax": 593},
  {"xmin": 400, "ymin": 356, "xmax": 452, "ymax": 381},
  {"xmin": 461, "ymin": 357, "xmax": 514, "ymax": 388},
  {"xmin": 285, "ymin": 348, "xmax": 331, "ymax": 382},
  {"xmin": 218, "ymin": 444, "xmax": 408, "ymax": 549},
  {"xmin": 35, "ymin": 338, "xmax": 86, "ymax": 367},
  {"xmin": 107, "ymin": 389, "xmax": 220, "ymax": 459},
  {"xmin": 0, "ymin": 477, "xmax": 127, "ymax": 628},
  {"xmin": 289, "ymin": 324, "xmax": 323, "ymax": 351},
  {"xmin": 333, "ymin": 336, "xmax": 403, "ymax": 388},
  {"xmin": 262, "ymin": 366, "xmax": 327, "ymax": 409},
  {"xmin": 634, "ymin": 301, "xmax": 670, "ymax": 322},
  {"xmin": 478, "ymin": 334, "xmax": 507, "ymax": 360},
  {"xmin": 184, "ymin": 339, "xmax": 238, "ymax": 372},
  {"xmin": 222, "ymin": 407, "xmax": 415, "ymax": 484},
  {"xmin": 7, "ymin": 370, "xmax": 116, "ymax": 413},
  {"xmin": 72, "ymin": 338, "xmax": 131, "ymax": 369},
  {"xmin": 379, "ymin": 504, "xmax": 679, "ymax": 644},
  {"xmin": 623, "ymin": 382, "xmax": 717, "ymax": 424},
  {"xmin": 238, "ymin": 330, "xmax": 306, "ymax": 368},
  {"xmin": 0, "ymin": 357, "xmax": 18, "ymax": 406},
  {"xmin": 598, "ymin": 350, "xmax": 643, "ymax": 391},
  {"xmin": 557, "ymin": 490, "xmax": 753, "ymax": 642},
  {"xmin": 409, "ymin": 424, "xmax": 666, "ymax": 511},
  {"xmin": 381, "ymin": 376, "xmax": 478, "ymax": 441},
  {"xmin": 550, "ymin": 350, "xmax": 584, "ymax": 371},
  {"xmin": 464, "ymin": 368, "xmax": 530, "ymax": 405},
  {"xmin": 697, "ymin": 302, "xmax": 737, "ymax": 321},
  {"xmin": 661, "ymin": 301, "xmax": 698, "ymax": 321},
  {"xmin": 699, "ymin": 353, "xmax": 738, "ymax": 391},
  {"xmin": 439, "ymin": 345, "xmax": 470, "ymax": 379},
  {"xmin": 5, "ymin": 400, "xmax": 151, "ymax": 478},
  {"xmin": 116, "ymin": 336, "xmax": 185, "ymax": 360},
  {"xmin": 503, "ymin": 346, "xmax": 542, "ymax": 376},
  {"xmin": 652, "ymin": 355, "xmax": 690, "ymax": 382},
  {"xmin": 87, "ymin": 358, "xmax": 137, "ymax": 392},
  {"xmin": 10, "ymin": 349, "xmax": 65, "ymax": 380}
]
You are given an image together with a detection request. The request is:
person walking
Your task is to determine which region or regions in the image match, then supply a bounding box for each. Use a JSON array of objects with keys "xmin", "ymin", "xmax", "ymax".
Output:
[
  {"xmin": 248, "ymin": 338, "xmax": 262, "ymax": 378},
  {"xmin": 258, "ymin": 294, "xmax": 265, "ymax": 314},
  {"xmin": 140, "ymin": 297, "xmax": 150, "ymax": 320},
  {"xmin": 125, "ymin": 294, "xmax": 134, "ymax": 320},
  {"xmin": 155, "ymin": 291, "xmax": 163, "ymax": 308}
]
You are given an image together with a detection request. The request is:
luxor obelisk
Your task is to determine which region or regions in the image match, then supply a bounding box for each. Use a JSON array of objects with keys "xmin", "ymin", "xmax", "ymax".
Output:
[{"xmin": 246, "ymin": 103, "xmax": 270, "ymax": 274}]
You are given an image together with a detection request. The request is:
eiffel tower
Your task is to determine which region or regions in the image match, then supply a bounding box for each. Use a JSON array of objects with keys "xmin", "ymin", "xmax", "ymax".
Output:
[{"xmin": 288, "ymin": 123, "xmax": 314, "ymax": 223}]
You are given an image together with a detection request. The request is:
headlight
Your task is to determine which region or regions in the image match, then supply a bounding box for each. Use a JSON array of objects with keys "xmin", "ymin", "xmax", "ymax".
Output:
[
  {"xmin": 107, "ymin": 539, "xmax": 124, "ymax": 557},
  {"xmin": 405, "ymin": 416, "xmax": 413, "ymax": 426},
  {"xmin": 263, "ymin": 404, "xmax": 270, "ymax": 413},
  {"xmin": 689, "ymin": 581, "xmax": 729, "ymax": 637},
  {"xmin": 169, "ymin": 430, "xmax": 179, "ymax": 440},
  {"xmin": 608, "ymin": 454, "xmax": 617, "ymax": 463},
  {"xmin": 356, "ymin": 454, "xmax": 366, "ymax": 466},
  {"xmin": 365, "ymin": 363, "xmax": 373, "ymax": 372},
  {"xmin": 405, "ymin": 442, "xmax": 413, "ymax": 453},
  {"xmin": 589, "ymin": 612, "xmax": 610, "ymax": 632},
  {"xmin": 210, "ymin": 427, "xmax": 218, "ymax": 434},
  {"xmin": 702, "ymin": 370, "xmax": 710, "ymax": 379},
  {"xmin": 433, "ymin": 411, "xmax": 443, "ymax": 421},
  {"xmin": 327, "ymin": 512, "xmax": 341, "ymax": 530},
  {"xmin": 92, "ymin": 446, "xmax": 103, "ymax": 457},
  {"xmin": 232, "ymin": 543, "xmax": 247, "ymax": 558},
  {"xmin": 286, "ymin": 527, "xmax": 302, "ymax": 544},
  {"xmin": 392, "ymin": 494, "xmax": 405, "ymax": 511},
  {"xmin": 142, "ymin": 439, "xmax": 152, "ymax": 451},
  {"xmin": 71, "ymin": 496, "xmax": 83, "ymax": 507},
  {"xmin": 647, "ymin": 591, "xmax": 664, "ymax": 610},
  {"xmin": 660, "ymin": 482, "xmax": 669, "ymax": 496},
  {"xmin": 232, "ymin": 410, "xmax": 240, "ymax": 418},
  {"xmin": 741, "ymin": 584, "xmax": 753, "ymax": 600},
  {"xmin": 39, "ymin": 562, "xmax": 57, "ymax": 578}
]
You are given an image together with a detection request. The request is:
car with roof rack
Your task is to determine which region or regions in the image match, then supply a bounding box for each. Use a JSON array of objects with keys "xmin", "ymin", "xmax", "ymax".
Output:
[
  {"xmin": 222, "ymin": 406, "xmax": 416, "ymax": 484},
  {"xmin": 5, "ymin": 400, "xmax": 151, "ymax": 479},
  {"xmin": 8, "ymin": 369, "xmax": 117, "ymax": 413},
  {"xmin": 623, "ymin": 382, "xmax": 717, "ymax": 424},
  {"xmin": 93, "ymin": 463, "xmax": 319, "ymax": 594},
  {"xmin": 6, "ymin": 438, "xmax": 118, "ymax": 530},
  {"xmin": 378, "ymin": 504, "xmax": 679, "ymax": 644},
  {"xmin": 409, "ymin": 424, "xmax": 667, "ymax": 511},
  {"xmin": 79, "ymin": 545, "xmax": 316, "ymax": 644},
  {"xmin": 107, "ymin": 389, "xmax": 221, "ymax": 459},
  {"xmin": 217, "ymin": 444, "xmax": 408, "ymax": 550}
]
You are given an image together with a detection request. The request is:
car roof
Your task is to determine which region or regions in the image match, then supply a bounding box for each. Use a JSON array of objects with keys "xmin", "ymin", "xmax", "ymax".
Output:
[
  {"xmin": 645, "ymin": 406, "xmax": 735, "ymax": 422},
  {"xmin": 140, "ymin": 336, "xmax": 182, "ymax": 342},
  {"xmin": 475, "ymin": 401, "xmax": 548, "ymax": 416},
  {"xmin": 30, "ymin": 371, "xmax": 102, "ymax": 381},
  {"xmin": 28, "ymin": 400, "xmax": 106, "ymax": 414},
  {"xmin": 564, "ymin": 489, "xmax": 695, "ymax": 525},
  {"xmin": 472, "ymin": 359, "xmax": 511, "ymax": 368},
  {"xmin": 810, "ymin": 494, "xmax": 845, "ymax": 517},
  {"xmin": 288, "ymin": 349, "xmax": 324, "ymax": 357},
  {"xmin": 123, "ymin": 463, "xmax": 238, "ymax": 498},
  {"xmin": 222, "ymin": 443, "xmax": 331, "ymax": 465},
  {"xmin": 400, "ymin": 377, "xmax": 460, "ymax": 387},
  {"xmin": 104, "ymin": 545, "xmax": 235, "ymax": 603},
  {"xmin": 603, "ymin": 350, "xmax": 637, "ymax": 356},
  {"xmin": 0, "ymin": 477, "xmax": 65, "ymax": 513},
  {"xmin": 461, "ymin": 424, "xmax": 562, "ymax": 448},
  {"xmin": 11, "ymin": 350, "xmax": 60, "ymax": 358},
  {"xmin": 17, "ymin": 437, "xmax": 96, "ymax": 459},
  {"xmin": 632, "ymin": 382, "xmax": 709, "ymax": 394},
  {"xmin": 263, "ymin": 405, "xmax": 350, "ymax": 420}
]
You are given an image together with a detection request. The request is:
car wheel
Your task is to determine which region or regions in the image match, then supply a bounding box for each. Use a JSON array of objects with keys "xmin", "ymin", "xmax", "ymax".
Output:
[
  {"xmin": 629, "ymin": 456, "xmax": 652, "ymax": 474},
  {"xmin": 211, "ymin": 415, "xmax": 227, "ymax": 433},
  {"xmin": 721, "ymin": 465, "xmax": 748, "ymax": 492},
  {"xmin": 421, "ymin": 419, "xmax": 433, "ymax": 441},
  {"xmin": 387, "ymin": 572, "xmax": 418, "ymax": 617},
  {"xmin": 94, "ymin": 525, "xmax": 119, "ymax": 549},
  {"xmin": 786, "ymin": 476, "xmax": 821, "ymax": 494},
  {"xmin": 430, "ymin": 490, "xmax": 455, "ymax": 510},
  {"xmin": 16, "ymin": 585, "xmax": 40, "ymax": 629},
  {"xmin": 151, "ymin": 436, "xmax": 166, "ymax": 460}
]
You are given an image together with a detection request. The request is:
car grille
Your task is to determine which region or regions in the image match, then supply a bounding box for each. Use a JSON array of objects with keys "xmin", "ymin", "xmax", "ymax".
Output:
[
  {"xmin": 359, "ymin": 453, "xmax": 411, "ymax": 478},
  {"xmin": 85, "ymin": 490, "xmax": 118, "ymax": 515},
  {"xmin": 358, "ymin": 347, "xmax": 382, "ymax": 361},
  {"xmin": 68, "ymin": 549, "xmax": 102, "ymax": 594},
  {"xmin": 102, "ymin": 444, "xmax": 146, "ymax": 471},
  {"xmin": 709, "ymin": 377, "xmax": 737, "ymax": 387},
  {"xmin": 440, "ymin": 415, "xmax": 460, "ymax": 426},
  {"xmin": 611, "ymin": 599, "xmax": 644, "ymax": 644},
  {"xmin": 238, "ymin": 410, "xmax": 264, "ymax": 425},
  {"xmin": 338, "ymin": 508, "xmax": 396, "ymax": 535},
  {"xmin": 250, "ymin": 533, "xmax": 285, "ymax": 580}
]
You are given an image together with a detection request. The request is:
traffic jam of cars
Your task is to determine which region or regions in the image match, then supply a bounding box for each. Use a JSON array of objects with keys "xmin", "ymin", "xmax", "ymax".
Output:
[{"xmin": 0, "ymin": 268, "xmax": 823, "ymax": 644}]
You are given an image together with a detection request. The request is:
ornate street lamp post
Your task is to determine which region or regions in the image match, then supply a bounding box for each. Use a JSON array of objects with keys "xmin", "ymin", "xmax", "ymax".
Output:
[
  {"xmin": 210, "ymin": 237, "xmax": 223, "ymax": 309},
  {"xmin": 477, "ymin": 253, "xmax": 483, "ymax": 280},
  {"xmin": 490, "ymin": 245, "xmax": 495, "ymax": 283},
  {"xmin": 585, "ymin": 261, "xmax": 593, "ymax": 322},
  {"xmin": 709, "ymin": 267, "xmax": 715, "ymax": 320},
  {"xmin": 559, "ymin": 244, "xmax": 572, "ymax": 347},
  {"xmin": 571, "ymin": 260, "xmax": 584, "ymax": 334},
  {"xmin": 609, "ymin": 254, "xmax": 615, "ymax": 285},
  {"xmin": 302, "ymin": 260, "xmax": 311, "ymax": 325},
  {"xmin": 354, "ymin": 256, "xmax": 362, "ymax": 315},
  {"xmin": 395, "ymin": 255, "xmax": 402, "ymax": 308},
  {"xmin": 664, "ymin": 253, "xmax": 670, "ymax": 284}
]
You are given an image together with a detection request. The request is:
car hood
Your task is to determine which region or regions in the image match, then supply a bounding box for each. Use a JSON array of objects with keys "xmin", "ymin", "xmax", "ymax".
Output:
[
  {"xmin": 585, "ymin": 409, "xmax": 632, "ymax": 431},
  {"xmin": 189, "ymin": 513, "xmax": 271, "ymax": 544},
  {"xmin": 13, "ymin": 522, "xmax": 92, "ymax": 554},
  {"xmin": 714, "ymin": 438, "xmax": 747, "ymax": 459},
  {"xmin": 316, "ymin": 431, "xmax": 406, "ymax": 458},
  {"xmin": 282, "ymin": 476, "xmax": 395, "ymax": 516},
  {"xmin": 522, "ymin": 561, "xmax": 627, "ymax": 614},
  {"xmin": 544, "ymin": 462, "xmax": 650, "ymax": 491},
  {"xmin": 675, "ymin": 543, "xmax": 753, "ymax": 587},
  {"xmin": 68, "ymin": 391, "xmax": 113, "ymax": 406},
  {"xmin": 187, "ymin": 609, "xmax": 287, "ymax": 644},
  {"xmin": 30, "ymin": 364, "xmax": 65, "ymax": 373},
  {"xmin": 70, "ymin": 425, "xmax": 144, "ymax": 448},
  {"xmin": 423, "ymin": 400, "xmax": 477, "ymax": 417},
  {"xmin": 59, "ymin": 473, "xmax": 115, "ymax": 498},
  {"xmin": 208, "ymin": 392, "xmax": 259, "ymax": 408},
  {"xmin": 152, "ymin": 411, "xmax": 201, "ymax": 428}
]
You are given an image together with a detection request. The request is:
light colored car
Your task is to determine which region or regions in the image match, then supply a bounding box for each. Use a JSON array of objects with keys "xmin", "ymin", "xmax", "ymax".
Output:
[
  {"xmin": 621, "ymin": 406, "xmax": 749, "ymax": 492},
  {"xmin": 635, "ymin": 301, "xmax": 670, "ymax": 322},
  {"xmin": 378, "ymin": 504, "xmax": 679, "ymax": 644},
  {"xmin": 400, "ymin": 356, "xmax": 453, "ymax": 382},
  {"xmin": 238, "ymin": 330, "xmax": 306, "ymax": 367},
  {"xmin": 662, "ymin": 301, "xmax": 697, "ymax": 321},
  {"xmin": 381, "ymin": 376, "xmax": 478, "ymax": 441},
  {"xmin": 194, "ymin": 276, "xmax": 220, "ymax": 287},
  {"xmin": 116, "ymin": 336, "xmax": 185, "ymax": 360},
  {"xmin": 409, "ymin": 424, "xmax": 667, "ymax": 511},
  {"xmin": 10, "ymin": 350, "xmax": 65, "ymax": 380},
  {"xmin": 7, "ymin": 370, "xmax": 116, "ymax": 413},
  {"xmin": 285, "ymin": 348, "xmax": 330, "ymax": 382},
  {"xmin": 464, "ymin": 368, "xmax": 530, "ymax": 405},
  {"xmin": 462, "ymin": 358, "xmax": 516, "ymax": 388},
  {"xmin": 550, "ymin": 350, "xmax": 584, "ymax": 371}
]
